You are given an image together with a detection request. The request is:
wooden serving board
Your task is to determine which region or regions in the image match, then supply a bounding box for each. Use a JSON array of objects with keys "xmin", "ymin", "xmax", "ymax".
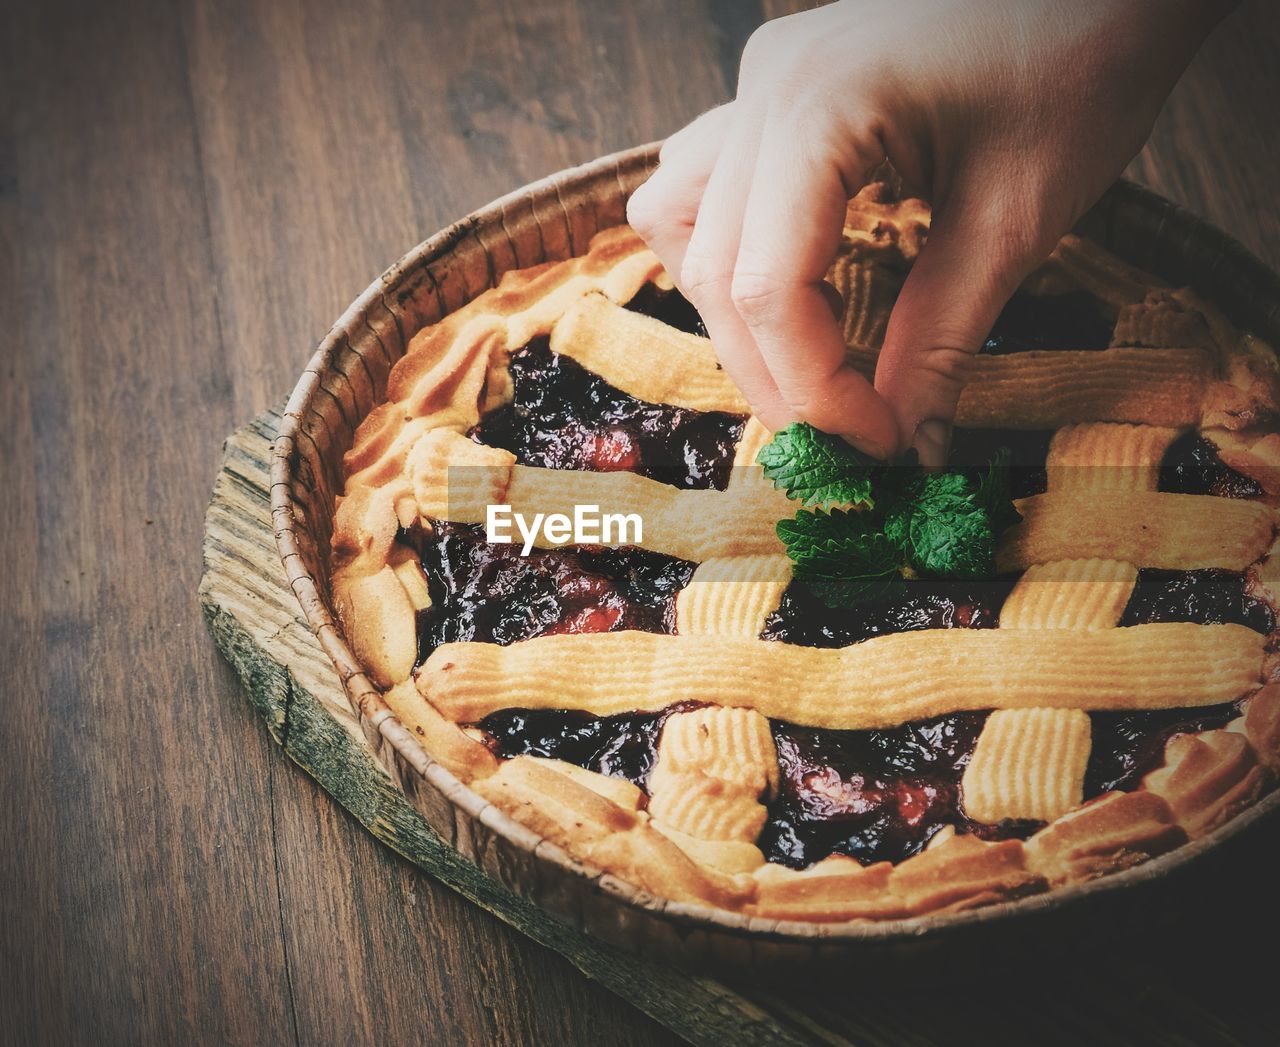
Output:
[
  {"xmin": 200, "ymin": 409, "xmax": 825, "ymax": 1046},
  {"xmin": 202, "ymin": 409, "xmax": 1280, "ymax": 1047}
]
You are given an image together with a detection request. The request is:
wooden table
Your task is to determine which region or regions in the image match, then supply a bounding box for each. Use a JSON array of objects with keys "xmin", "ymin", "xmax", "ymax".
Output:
[{"xmin": 4, "ymin": 2, "xmax": 1278, "ymax": 1043}]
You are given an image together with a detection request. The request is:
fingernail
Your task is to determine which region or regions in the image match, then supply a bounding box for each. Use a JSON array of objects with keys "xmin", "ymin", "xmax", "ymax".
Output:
[{"xmin": 912, "ymin": 418, "xmax": 952, "ymax": 469}]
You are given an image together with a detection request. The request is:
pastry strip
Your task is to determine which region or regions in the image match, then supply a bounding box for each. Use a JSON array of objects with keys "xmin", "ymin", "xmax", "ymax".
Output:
[
  {"xmin": 748, "ymin": 858, "xmax": 903, "ymax": 922},
  {"xmin": 409, "ymin": 429, "xmax": 795, "ymax": 559},
  {"xmin": 332, "ymin": 565, "xmax": 418, "ymax": 688},
  {"xmin": 997, "ymin": 491, "xmax": 1273, "ymax": 572},
  {"xmin": 649, "ymin": 825, "xmax": 766, "ymax": 876},
  {"xmin": 1025, "ymin": 234, "xmax": 1158, "ymax": 306},
  {"xmin": 645, "ymin": 706, "xmax": 773, "ymax": 860},
  {"xmin": 389, "ymin": 228, "xmax": 661, "ymax": 408},
  {"xmin": 652, "ymin": 706, "xmax": 779, "ymax": 796},
  {"xmin": 829, "ymin": 240, "xmax": 907, "ymax": 350},
  {"xmin": 1022, "ymin": 790, "xmax": 1185, "ymax": 886},
  {"xmin": 1112, "ymin": 289, "xmax": 1216, "ymax": 351},
  {"xmin": 343, "ymin": 227, "xmax": 663, "ymax": 491},
  {"xmin": 407, "ymin": 428, "xmax": 516, "ymax": 521},
  {"xmin": 954, "ymin": 348, "xmax": 1211, "ymax": 429},
  {"xmin": 676, "ymin": 555, "xmax": 792, "ymax": 637},
  {"xmin": 421, "ymin": 624, "xmax": 1263, "ymax": 728},
  {"xmin": 470, "ymin": 756, "xmax": 752, "ymax": 908},
  {"xmin": 962, "ymin": 709, "xmax": 1092, "ymax": 823},
  {"xmin": 381, "ymin": 681, "xmax": 498, "ymax": 780},
  {"xmin": 1044, "ymin": 423, "xmax": 1179, "ymax": 493},
  {"xmin": 475, "ymin": 464, "xmax": 793, "ymax": 560},
  {"xmin": 646, "ymin": 774, "xmax": 769, "ymax": 842},
  {"xmin": 728, "ymin": 417, "xmax": 776, "ymax": 488},
  {"xmin": 1142, "ymin": 730, "xmax": 1270, "ymax": 837},
  {"xmin": 998, "ymin": 559, "xmax": 1137, "ymax": 630},
  {"xmin": 550, "ymin": 293, "xmax": 750, "ymax": 414}
]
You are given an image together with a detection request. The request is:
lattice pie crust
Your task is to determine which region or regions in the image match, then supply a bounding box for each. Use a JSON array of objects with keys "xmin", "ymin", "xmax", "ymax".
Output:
[{"xmin": 331, "ymin": 183, "xmax": 1280, "ymax": 922}]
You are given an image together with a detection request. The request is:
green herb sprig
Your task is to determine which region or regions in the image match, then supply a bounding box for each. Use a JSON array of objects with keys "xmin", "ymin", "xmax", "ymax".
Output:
[{"xmin": 757, "ymin": 423, "xmax": 1021, "ymax": 607}]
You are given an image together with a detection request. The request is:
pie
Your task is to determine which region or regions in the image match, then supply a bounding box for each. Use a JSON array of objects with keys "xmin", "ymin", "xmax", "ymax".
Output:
[{"xmin": 329, "ymin": 179, "xmax": 1280, "ymax": 922}]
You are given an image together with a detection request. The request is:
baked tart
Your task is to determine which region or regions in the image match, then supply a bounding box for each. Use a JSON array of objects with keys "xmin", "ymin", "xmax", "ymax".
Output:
[{"xmin": 329, "ymin": 179, "xmax": 1280, "ymax": 923}]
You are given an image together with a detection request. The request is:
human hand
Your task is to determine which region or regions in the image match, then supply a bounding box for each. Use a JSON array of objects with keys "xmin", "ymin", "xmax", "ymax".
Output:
[{"xmin": 627, "ymin": 0, "xmax": 1230, "ymax": 463}]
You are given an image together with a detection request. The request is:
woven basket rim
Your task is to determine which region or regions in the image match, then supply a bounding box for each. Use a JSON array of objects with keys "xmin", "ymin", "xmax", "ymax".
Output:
[{"xmin": 272, "ymin": 141, "xmax": 1280, "ymax": 947}]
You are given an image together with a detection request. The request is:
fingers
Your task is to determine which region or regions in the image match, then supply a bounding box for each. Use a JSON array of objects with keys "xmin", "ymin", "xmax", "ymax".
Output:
[
  {"xmin": 627, "ymin": 105, "xmax": 732, "ymax": 281},
  {"xmin": 873, "ymin": 193, "xmax": 1036, "ymax": 466},
  {"xmin": 678, "ymin": 105, "xmax": 796, "ymax": 429},
  {"xmin": 629, "ymin": 104, "xmax": 796, "ymax": 424},
  {"xmin": 731, "ymin": 107, "xmax": 897, "ymax": 457}
]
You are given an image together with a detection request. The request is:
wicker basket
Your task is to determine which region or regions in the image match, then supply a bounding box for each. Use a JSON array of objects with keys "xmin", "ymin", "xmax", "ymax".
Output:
[{"xmin": 271, "ymin": 142, "xmax": 1280, "ymax": 968}]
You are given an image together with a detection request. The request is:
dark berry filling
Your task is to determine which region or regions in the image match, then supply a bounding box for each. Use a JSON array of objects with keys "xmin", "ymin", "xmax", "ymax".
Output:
[
  {"xmin": 1159, "ymin": 431, "xmax": 1265, "ymax": 498},
  {"xmin": 409, "ymin": 288, "xmax": 1271, "ymax": 869},
  {"xmin": 760, "ymin": 578, "xmax": 1013, "ymax": 648},
  {"xmin": 761, "ymin": 714, "xmax": 1041, "ymax": 868},
  {"xmin": 759, "ymin": 582, "xmax": 1022, "ymax": 867},
  {"xmin": 1119, "ymin": 568, "xmax": 1274, "ymax": 633},
  {"xmin": 949, "ymin": 427, "xmax": 1054, "ymax": 498},
  {"xmin": 1085, "ymin": 701, "xmax": 1242, "ymax": 795},
  {"xmin": 407, "ymin": 522, "xmax": 694, "ymax": 664},
  {"xmin": 478, "ymin": 706, "xmax": 696, "ymax": 790},
  {"xmin": 981, "ymin": 289, "xmax": 1115, "ymax": 355},
  {"xmin": 624, "ymin": 283, "xmax": 708, "ymax": 337},
  {"xmin": 471, "ymin": 336, "xmax": 745, "ymax": 489}
]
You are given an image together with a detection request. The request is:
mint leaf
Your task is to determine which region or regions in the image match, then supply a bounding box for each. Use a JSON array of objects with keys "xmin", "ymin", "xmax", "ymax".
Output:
[
  {"xmin": 884, "ymin": 472, "xmax": 995, "ymax": 578},
  {"xmin": 776, "ymin": 508, "xmax": 905, "ymax": 606},
  {"xmin": 756, "ymin": 423, "xmax": 879, "ymax": 508},
  {"xmin": 763, "ymin": 429, "xmax": 1019, "ymax": 606},
  {"xmin": 973, "ymin": 446, "xmax": 1022, "ymax": 533}
]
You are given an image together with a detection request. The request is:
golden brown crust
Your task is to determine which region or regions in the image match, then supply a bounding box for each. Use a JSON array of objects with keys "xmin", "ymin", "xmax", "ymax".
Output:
[
  {"xmin": 407, "ymin": 428, "xmax": 515, "ymax": 521},
  {"xmin": 748, "ymin": 834, "xmax": 1046, "ymax": 922},
  {"xmin": 675, "ymin": 555, "xmax": 792, "ymax": 637},
  {"xmin": 420, "ymin": 625, "xmax": 1264, "ymax": 728},
  {"xmin": 828, "ymin": 186, "xmax": 928, "ymax": 350},
  {"xmin": 1022, "ymin": 233, "xmax": 1158, "ymax": 306},
  {"xmin": 961, "ymin": 709, "xmax": 1092, "ymax": 823},
  {"xmin": 339, "ymin": 225, "xmax": 662, "ymax": 510},
  {"xmin": 330, "ymin": 193, "xmax": 1280, "ymax": 925},
  {"xmin": 502, "ymin": 465, "xmax": 792, "ymax": 560},
  {"xmin": 748, "ymin": 858, "xmax": 906, "ymax": 923},
  {"xmin": 383, "ymin": 680, "xmax": 498, "ymax": 780},
  {"xmin": 1237, "ymin": 685, "xmax": 1280, "ymax": 770},
  {"xmin": 332, "ymin": 565, "xmax": 418, "ymax": 688},
  {"xmin": 471, "ymin": 756, "xmax": 754, "ymax": 909},
  {"xmin": 1044, "ymin": 423, "xmax": 1178, "ymax": 493},
  {"xmin": 997, "ymin": 491, "xmax": 1274, "ymax": 572},
  {"xmin": 1142, "ymin": 729, "xmax": 1273, "ymax": 837},
  {"xmin": 998, "ymin": 558, "xmax": 1136, "ymax": 630},
  {"xmin": 1206, "ymin": 427, "xmax": 1280, "ymax": 495},
  {"xmin": 1024, "ymin": 791, "xmax": 1187, "ymax": 885},
  {"xmin": 956, "ymin": 348, "xmax": 1212, "ymax": 429},
  {"xmin": 1111, "ymin": 289, "xmax": 1218, "ymax": 351},
  {"xmin": 550, "ymin": 293, "xmax": 749, "ymax": 414},
  {"xmin": 885, "ymin": 834, "xmax": 1046, "ymax": 915}
]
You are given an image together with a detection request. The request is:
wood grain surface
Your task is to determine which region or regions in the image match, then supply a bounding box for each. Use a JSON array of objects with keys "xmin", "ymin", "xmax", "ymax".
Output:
[{"xmin": 2, "ymin": 1, "xmax": 1278, "ymax": 1044}]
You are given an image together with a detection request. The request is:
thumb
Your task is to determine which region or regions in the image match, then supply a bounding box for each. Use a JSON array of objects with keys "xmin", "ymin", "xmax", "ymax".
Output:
[{"xmin": 873, "ymin": 199, "xmax": 1039, "ymax": 466}]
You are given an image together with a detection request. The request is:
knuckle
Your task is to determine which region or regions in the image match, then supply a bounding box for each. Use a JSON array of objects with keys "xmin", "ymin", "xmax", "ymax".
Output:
[
  {"xmin": 910, "ymin": 345, "xmax": 975, "ymax": 394},
  {"xmin": 679, "ymin": 247, "xmax": 727, "ymax": 301},
  {"xmin": 659, "ymin": 113, "xmax": 714, "ymax": 164},
  {"xmin": 739, "ymin": 22, "xmax": 781, "ymax": 73},
  {"xmin": 625, "ymin": 184, "xmax": 662, "ymax": 238},
  {"xmin": 729, "ymin": 269, "xmax": 791, "ymax": 325}
]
